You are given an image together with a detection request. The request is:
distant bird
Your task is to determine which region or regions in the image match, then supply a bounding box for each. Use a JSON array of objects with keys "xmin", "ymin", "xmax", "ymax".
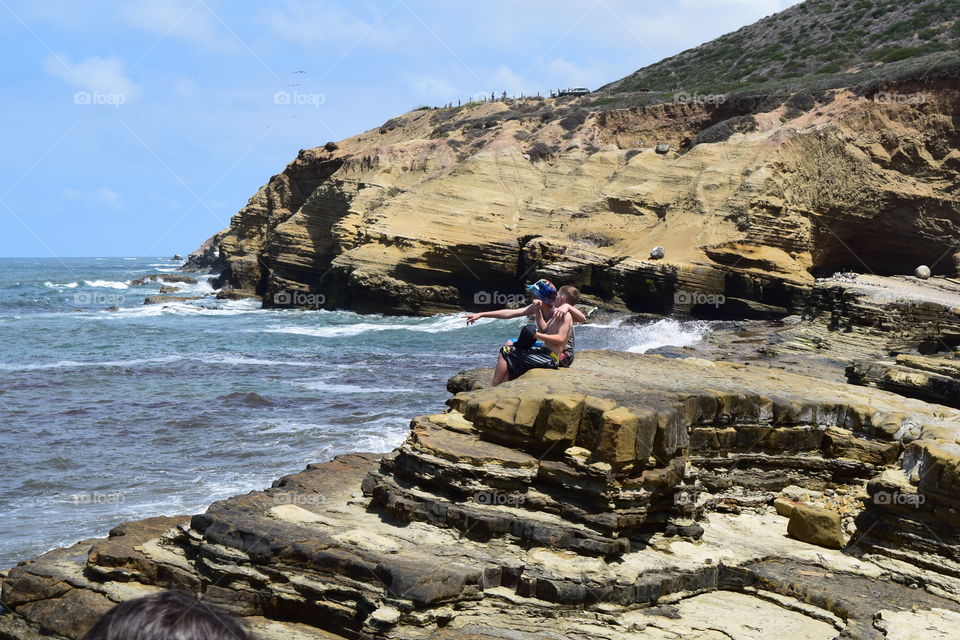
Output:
[{"xmin": 293, "ymin": 70, "xmax": 306, "ymax": 73}]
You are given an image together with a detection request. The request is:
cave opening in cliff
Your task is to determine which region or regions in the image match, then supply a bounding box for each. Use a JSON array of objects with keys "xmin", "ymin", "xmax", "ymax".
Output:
[{"xmin": 809, "ymin": 231, "xmax": 958, "ymax": 278}]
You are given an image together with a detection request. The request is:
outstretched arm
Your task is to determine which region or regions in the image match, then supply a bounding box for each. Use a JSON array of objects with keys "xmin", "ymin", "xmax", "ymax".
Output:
[
  {"xmin": 465, "ymin": 303, "xmax": 535, "ymax": 325},
  {"xmin": 535, "ymin": 313, "xmax": 572, "ymax": 351}
]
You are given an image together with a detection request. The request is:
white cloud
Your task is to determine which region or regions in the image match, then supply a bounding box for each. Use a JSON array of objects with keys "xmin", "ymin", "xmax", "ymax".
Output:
[
  {"xmin": 490, "ymin": 66, "xmax": 525, "ymax": 96},
  {"xmin": 120, "ymin": 0, "xmax": 238, "ymax": 52},
  {"xmin": 259, "ymin": 1, "xmax": 398, "ymax": 47},
  {"xmin": 43, "ymin": 54, "xmax": 139, "ymax": 99},
  {"xmin": 403, "ymin": 74, "xmax": 458, "ymax": 102},
  {"xmin": 64, "ymin": 188, "xmax": 123, "ymax": 209}
]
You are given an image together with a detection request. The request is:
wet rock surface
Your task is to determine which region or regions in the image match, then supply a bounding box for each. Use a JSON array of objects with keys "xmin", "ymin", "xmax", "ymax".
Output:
[{"xmin": 3, "ymin": 352, "xmax": 960, "ymax": 639}]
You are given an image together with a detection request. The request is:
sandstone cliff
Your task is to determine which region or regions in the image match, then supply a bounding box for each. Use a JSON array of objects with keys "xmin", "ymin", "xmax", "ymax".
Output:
[{"xmin": 193, "ymin": 64, "xmax": 960, "ymax": 316}]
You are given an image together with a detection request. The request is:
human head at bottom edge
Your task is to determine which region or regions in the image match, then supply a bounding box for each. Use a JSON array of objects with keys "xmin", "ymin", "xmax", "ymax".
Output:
[{"xmin": 81, "ymin": 590, "xmax": 250, "ymax": 640}]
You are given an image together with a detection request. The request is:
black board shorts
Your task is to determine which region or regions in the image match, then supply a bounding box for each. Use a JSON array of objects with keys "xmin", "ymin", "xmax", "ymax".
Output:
[{"xmin": 499, "ymin": 344, "xmax": 559, "ymax": 378}]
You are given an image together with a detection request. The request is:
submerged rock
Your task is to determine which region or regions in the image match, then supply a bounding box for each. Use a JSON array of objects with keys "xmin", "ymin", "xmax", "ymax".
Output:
[{"xmin": 142, "ymin": 295, "xmax": 205, "ymax": 305}]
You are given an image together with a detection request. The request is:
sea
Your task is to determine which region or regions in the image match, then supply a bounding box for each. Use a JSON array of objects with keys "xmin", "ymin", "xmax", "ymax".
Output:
[{"xmin": 0, "ymin": 257, "xmax": 714, "ymax": 568}]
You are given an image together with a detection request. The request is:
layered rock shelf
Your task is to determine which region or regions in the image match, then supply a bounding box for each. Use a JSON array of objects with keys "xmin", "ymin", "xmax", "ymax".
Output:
[
  {"xmin": 848, "ymin": 353, "xmax": 960, "ymax": 408},
  {"xmin": 4, "ymin": 351, "xmax": 960, "ymax": 639}
]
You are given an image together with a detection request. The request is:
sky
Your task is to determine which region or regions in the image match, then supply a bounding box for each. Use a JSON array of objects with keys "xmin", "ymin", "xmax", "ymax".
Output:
[{"xmin": 0, "ymin": 0, "xmax": 801, "ymax": 258}]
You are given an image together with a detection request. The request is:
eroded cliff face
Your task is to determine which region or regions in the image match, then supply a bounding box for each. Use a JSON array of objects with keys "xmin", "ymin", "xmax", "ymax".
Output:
[{"xmin": 198, "ymin": 70, "xmax": 960, "ymax": 315}]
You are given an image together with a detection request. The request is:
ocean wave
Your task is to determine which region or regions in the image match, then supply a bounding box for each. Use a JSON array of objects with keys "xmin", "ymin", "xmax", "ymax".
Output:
[
  {"xmin": 44, "ymin": 281, "xmax": 79, "ymax": 288},
  {"xmin": 199, "ymin": 354, "xmax": 324, "ymax": 367},
  {"xmin": 0, "ymin": 355, "xmax": 183, "ymax": 371},
  {"xmin": 262, "ymin": 312, "xmax": 479, "ymax": 338},
  {"xmin": 83, "ymin": 280, "xmax": 129, "ymax": 289},
  {"xmin": 291, "ymin": 379, "xmax": 417, "ymax": 394},
  {"xmin": 93, "ymin": 300, "xmax": 253, "ymax": 319},
  {"xmin": 0, "ymin": 352, "xmax": 327, "ymax": 371},
  {"xmin": 622, "ymin": 319, "xmax": 713, "ymax": 353}
]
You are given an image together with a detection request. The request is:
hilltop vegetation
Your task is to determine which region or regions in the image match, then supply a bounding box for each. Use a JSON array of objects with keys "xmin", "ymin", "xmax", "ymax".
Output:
[{"xmin": 602, "ymin": 0, "xmax": 960, "ymax": 95}]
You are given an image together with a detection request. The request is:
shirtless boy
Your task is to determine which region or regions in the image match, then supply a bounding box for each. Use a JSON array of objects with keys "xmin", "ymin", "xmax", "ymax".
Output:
[{"xmin": 465, "ymin": 279, "xmax": 584, "ymax": 386}]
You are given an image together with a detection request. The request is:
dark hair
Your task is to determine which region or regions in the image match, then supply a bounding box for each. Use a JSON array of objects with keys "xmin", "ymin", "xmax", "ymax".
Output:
[
  {"xmin": 82, "ymin": 591, "xmax": 249, "ymax": 640},
  {"xmin": 558, "ymin": 285, "xmax": 580, "ymax": 305}
]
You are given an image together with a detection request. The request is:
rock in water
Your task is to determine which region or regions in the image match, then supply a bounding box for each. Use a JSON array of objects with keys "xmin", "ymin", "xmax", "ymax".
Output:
[
  {"xmin": 130, "ymin": 274, "xmax": 198, "ymax": 286},
  {"xmin": 649, "ymin": 245, "xmax": 665, "ymax": 260},
  {"xmin": 170, "ymin": 254, "xmax": 183, "ymax": 260},
  {"xmin": 787, "ymin": 503, "xmax": 846, "ymax": 548},
  {"xmin": 915, "ymin": 265, "xmax": 931, "ymax": 279}
]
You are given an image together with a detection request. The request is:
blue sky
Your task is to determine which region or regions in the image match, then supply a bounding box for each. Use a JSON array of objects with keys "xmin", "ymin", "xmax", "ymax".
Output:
[{"xmin": 0, "ymin": 0, "xmax": 800, "ymax": 258}]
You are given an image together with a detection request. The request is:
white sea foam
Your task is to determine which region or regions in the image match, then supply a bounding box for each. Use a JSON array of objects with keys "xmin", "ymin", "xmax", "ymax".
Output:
[
  {"xmin": 0, "ymin": 355, "xmax": 183, "ymax": 371},
  {"xmin": 262, "ymin": 312, "xmax": 477, "ymax": 338},
  {"xmin": 257, "ymin": 419, "xmax": 325, "ymax": 434},
  {"xmin": 291, "ymin": 379, "xmax": 416, "ymax": 393},
  {"xmin": 623, "ymin": 318, "xmax": 712, "ymax": 353},
  {"xmin": 83, "ymin": 280, "xmax": 129, "ymax": 289},
  {"xmin": 263, "ymin": 323, "xmax": 399, "ymax": 338},
  {"xmin": 92, "ymin": 299, "xmax": 255, "ymax": 319},
  {"xmin": 44, "ymin": 281, "xmax": 79, "ymax": 288},
  {"xmin": 201, "ymin": 355, "xmax": 324, "ymax": 367}
]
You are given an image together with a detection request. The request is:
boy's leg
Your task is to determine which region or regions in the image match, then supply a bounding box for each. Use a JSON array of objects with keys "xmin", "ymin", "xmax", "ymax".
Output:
[{"xmin": 492, "ymin": 352, "xmax": 510, "ymax": 386}]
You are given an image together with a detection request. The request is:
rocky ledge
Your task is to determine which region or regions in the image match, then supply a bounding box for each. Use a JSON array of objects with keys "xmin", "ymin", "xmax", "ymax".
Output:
[{"xmin": 3, "ymin": 351, "xmax": 960, "ymax": 639}]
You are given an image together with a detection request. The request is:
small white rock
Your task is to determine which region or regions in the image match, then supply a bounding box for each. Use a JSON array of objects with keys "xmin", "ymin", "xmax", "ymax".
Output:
[{"xmin": 915, "ymin": 265, "xmax": 931, "ymax": 279}]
